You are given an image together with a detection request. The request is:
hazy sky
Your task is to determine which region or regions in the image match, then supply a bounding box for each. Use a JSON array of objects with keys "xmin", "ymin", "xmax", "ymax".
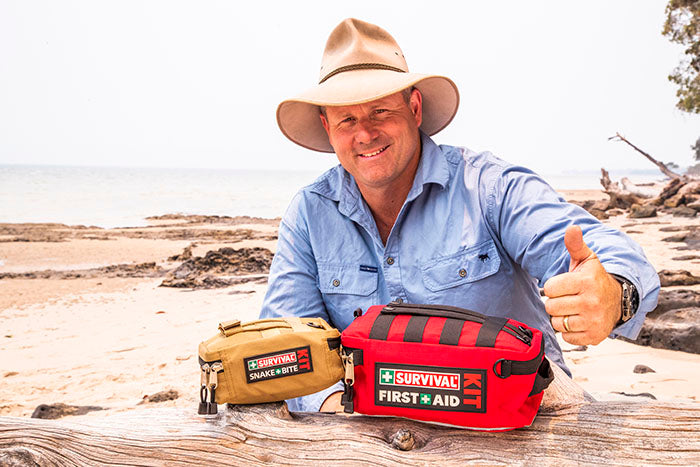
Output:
[{"xmin": 1, "ymin": 1, "xmax": 698, "ymax": 174}]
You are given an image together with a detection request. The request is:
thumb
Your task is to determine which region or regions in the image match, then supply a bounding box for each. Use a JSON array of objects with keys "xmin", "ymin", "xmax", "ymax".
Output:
[{"xmin": 564, "ymin": 225, "xmax": 595, "ymax": 271}]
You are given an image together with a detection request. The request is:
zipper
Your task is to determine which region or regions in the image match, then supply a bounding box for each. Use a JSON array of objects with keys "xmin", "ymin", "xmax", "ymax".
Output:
[
  {"xmin": 383, "ymin": 302, "xmax": 532, "ymax": 346},
  {"xmin": 198, "ymin": 363, "xmax": 210, "ymax": 414},
  {"xmin": 198, "ymin": 359, "xmax": 224, "ymax": 415},
  {"xmin": 341, "ymin": 350, "xmax": 355, "ymax": 413}
]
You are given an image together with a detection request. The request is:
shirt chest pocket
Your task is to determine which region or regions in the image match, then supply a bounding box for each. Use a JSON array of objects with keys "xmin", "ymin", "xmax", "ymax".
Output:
[
  {"xmin": 420, "ymin": 239, "xmax": 501, "ymax": 292},
  {"xmin": 317, "ymin": 263, "xmax": 379, "ymax": 296}
]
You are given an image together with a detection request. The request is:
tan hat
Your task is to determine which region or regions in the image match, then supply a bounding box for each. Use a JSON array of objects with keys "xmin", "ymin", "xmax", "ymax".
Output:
[{"xmin": 277, "ymin": 18, "xmax": 460, "ymax": 153}]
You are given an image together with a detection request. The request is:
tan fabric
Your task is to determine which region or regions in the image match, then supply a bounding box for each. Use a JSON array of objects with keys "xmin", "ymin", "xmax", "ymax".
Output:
[
  {"xmin": 276, "ymin": 18, "xmax": 460, "ymax": 153},
  {"xmin": 199, "ymin": 317, "xmax": 344, "ymax": 405}
]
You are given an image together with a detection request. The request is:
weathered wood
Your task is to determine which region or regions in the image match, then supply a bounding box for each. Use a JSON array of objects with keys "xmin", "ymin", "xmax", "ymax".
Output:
[
  {"xmin": 619, "ymin": 177, "xmax": 662, "ymax": 198},
  {"xmin": 608, "ymin": 132, "xmax": 683, "ymax": 180},
  {"xmin": 600, "ymin": 168, "xmax": 644, "ymax": 209},
  {"xmin": 1, "ymin": 366, "xmax": 699, "ymax": 466}
]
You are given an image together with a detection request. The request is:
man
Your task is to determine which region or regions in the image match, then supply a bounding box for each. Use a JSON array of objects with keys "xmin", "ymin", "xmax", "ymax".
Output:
[{"xmin": 260, "ymin": 18, "xmax": 659, "ymax": 412}]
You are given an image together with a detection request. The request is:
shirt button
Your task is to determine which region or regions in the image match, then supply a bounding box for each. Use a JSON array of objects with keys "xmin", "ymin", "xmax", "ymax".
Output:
[
  {"xmin": 332, "ymin": 279, "xmax": 340, "ymax": 287},
  {"xmin": 459, "ymin": 268, "xmax": 467, "ymax": 278},
  {"xmin": 386, "ymin": 257, "xmax": 395, "ymax": 265}
]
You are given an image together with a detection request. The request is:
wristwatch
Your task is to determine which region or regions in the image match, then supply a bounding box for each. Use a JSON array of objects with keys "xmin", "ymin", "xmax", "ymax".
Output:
[{"xmin": 611, "ymin": 274, "xmax": 639, "ymax": 326}]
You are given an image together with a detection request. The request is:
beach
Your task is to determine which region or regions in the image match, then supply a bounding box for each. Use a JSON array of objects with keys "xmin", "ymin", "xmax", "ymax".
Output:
[{"xmin": 1, "ymin": 192, "xmax": 699, "ymax": 419}]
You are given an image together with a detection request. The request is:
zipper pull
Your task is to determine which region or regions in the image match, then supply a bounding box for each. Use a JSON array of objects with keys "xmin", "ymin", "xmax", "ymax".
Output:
[
  {"xmin": 341, "ymin": 352, "xmax": 355, "ymax": 413},
  {"xmin": 208, "ymin": 362, "xmax": 223, "ymax": 414},
  {"xmin": 198, "ymin": 363, "xmax": 210, "ymax": 415},
  {"xmin": 518, "ymin": 326, "xmax": 533, "ymax": 345},
  {"xmin": 342, "ymin": 352, "xmax": 354, "ymax": 386}
]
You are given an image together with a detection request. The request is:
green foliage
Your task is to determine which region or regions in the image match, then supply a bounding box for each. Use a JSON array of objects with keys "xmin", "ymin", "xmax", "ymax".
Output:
[
  {"xmin": 663, "ymin": 1, "xmax": 700, "ymax": 113},
  {"xmin": 664, "ymin": 1, "xmax": 700, "ymax": 161}
]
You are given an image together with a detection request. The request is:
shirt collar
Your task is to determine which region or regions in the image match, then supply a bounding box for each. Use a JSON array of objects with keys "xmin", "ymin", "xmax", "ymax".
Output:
[
  {"xmin": 309, "ymin": 132, "xmax": 450, "ymax": 215},
  {"xmin": 407, "ymin": 132, "xmax": 450, "ymax": 200}
]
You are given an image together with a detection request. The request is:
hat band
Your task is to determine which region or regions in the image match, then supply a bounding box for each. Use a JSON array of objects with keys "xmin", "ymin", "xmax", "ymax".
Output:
[{"xmin": 319, "ymin": 63, "xmax": 406, "ymax": 84}]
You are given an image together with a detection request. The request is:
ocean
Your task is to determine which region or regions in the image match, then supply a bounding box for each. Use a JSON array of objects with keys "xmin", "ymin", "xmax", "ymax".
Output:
[{"xmin": 0, "ymin": 165, "xmax": 666, "ymax": 228}]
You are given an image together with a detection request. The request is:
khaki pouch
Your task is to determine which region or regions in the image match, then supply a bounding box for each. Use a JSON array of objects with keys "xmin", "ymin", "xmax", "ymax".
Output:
[{"xmin": 197, "ymin": 317, "xmax": 344, "ymax": 413}]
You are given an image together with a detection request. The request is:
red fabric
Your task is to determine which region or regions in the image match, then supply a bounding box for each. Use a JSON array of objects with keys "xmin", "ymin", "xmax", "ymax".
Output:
[{"xmin": 341, "ymin": 305, "xmax": 548, "ymax": 431}]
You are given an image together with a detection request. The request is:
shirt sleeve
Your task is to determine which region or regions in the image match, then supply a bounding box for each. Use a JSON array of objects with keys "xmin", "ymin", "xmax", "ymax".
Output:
[
  {"xmin": 259, "ymin": 193, "xmax": 330, "ymax": 322},
  {"xmin": 259, "ymin": 194, "xmax": 338, "ymax": 411},
  {"xmin": 485, "ymin": 164, "xmax": 660, "ymax": 340}
]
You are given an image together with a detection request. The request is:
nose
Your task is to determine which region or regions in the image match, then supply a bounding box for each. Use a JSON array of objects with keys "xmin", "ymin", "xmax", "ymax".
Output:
[{"xmin": 353, "ymin": 118, "xmax": 379, "ymax": 145}]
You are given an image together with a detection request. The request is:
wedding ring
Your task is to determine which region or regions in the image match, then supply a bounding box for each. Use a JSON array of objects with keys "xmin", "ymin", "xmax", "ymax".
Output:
[{"xmin": 563, "ymin": 315, "xmax": 572, "ymax": 333}]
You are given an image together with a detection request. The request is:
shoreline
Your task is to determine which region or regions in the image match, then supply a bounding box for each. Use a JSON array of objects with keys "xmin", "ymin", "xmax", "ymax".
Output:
[{"xmin": 1, "ymin": 195, "xmax": 699, "ymax": 418}]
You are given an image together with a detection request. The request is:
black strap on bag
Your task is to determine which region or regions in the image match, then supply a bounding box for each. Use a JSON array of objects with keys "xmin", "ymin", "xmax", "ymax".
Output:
[
  {"xmin": 528, "ymin": 357, "xmax": 554, "ymax": 396},
  {"xmin": 492, "ymin": 340, "xmax": 546, "ymax": 378}
]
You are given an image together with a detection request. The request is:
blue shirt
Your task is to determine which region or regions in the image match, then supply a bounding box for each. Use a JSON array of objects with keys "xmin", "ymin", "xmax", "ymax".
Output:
[{"xmin": 260, "ymin": 133, "xmax": 660, "ymax": 412}]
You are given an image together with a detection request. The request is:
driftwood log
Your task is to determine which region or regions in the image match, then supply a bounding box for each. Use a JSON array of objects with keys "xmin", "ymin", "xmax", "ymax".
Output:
[
  {"xmin": 1, "ymin": 365, "xmax": 699, "ymax": 466},
  {"xmin": 602, "ymin": 133, "xmax": 700, "ymax": 212}
]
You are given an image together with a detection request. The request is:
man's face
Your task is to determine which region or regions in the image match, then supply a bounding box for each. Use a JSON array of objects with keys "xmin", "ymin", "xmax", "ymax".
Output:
[{"xmin": 320, "ymin": 89, "xmax": 423, "ymax": 193}]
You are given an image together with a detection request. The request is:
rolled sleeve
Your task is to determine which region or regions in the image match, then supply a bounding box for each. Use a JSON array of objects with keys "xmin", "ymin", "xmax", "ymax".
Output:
[
  {"xmin": 488, "ymin": 164, "xmax": 660, "ymax": 339},
  {"xmin": 605, "ymin": 267, "xmax": 660, "ymax": 340}
]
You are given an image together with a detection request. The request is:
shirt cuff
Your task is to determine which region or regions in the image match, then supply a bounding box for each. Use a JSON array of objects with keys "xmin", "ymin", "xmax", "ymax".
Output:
[
  {"xmin": 285, "ymin": 380, "xmax": 345, "ymax": 412},
  {"xmin": 603, "ymin": 268, "xmax": 659, "ymax": 340}
]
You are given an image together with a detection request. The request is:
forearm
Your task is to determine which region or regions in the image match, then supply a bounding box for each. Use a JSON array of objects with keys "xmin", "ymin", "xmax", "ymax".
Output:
[{"xmin": 286, "ymin": 381, "xmax": 344, "ymax": 412}]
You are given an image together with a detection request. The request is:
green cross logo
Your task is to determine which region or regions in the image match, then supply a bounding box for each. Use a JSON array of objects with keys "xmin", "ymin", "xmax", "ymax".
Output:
[
  {"xmin": 248, "ymin": 360, "xmax": 258, "ymax": 370},
  {"xmin": 380, "ymin": 369, "xmax": 394, "ymax": 384},
  {"xmin": 275, "ymin": 368, "xmax": 282, "ymax": 375},
  {"xmin": 420, "ymin": 393, "xmax": 432, "ymax": 405}
]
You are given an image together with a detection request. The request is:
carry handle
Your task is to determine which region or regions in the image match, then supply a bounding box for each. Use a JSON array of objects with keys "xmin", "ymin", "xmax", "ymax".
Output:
[
  {"xmin": 382, "ymin": 302, "xmax": 488, "ymax": 320},
  {"xmin": 381, "ymin": 303, "xmax": 487, "ymax": 324},
  {"xmin": 381, "ymin": 303, "xmax": 532, "ymax": 346},
  {"xmin": 218, "ymin": 317, "xmax": 309, "ymax": 337}
]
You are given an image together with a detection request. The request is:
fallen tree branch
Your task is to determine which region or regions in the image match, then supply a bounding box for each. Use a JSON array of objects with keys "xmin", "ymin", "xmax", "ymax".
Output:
[
  {"xmin": 1, "ymin": 366, "xmax": 698, "ymax": 465},
  {"xmin": 608, "ymin": 132, "xmax": 682, "ymax": 180}
]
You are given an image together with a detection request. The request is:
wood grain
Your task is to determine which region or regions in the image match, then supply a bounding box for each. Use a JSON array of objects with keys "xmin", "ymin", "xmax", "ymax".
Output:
[{"xmin": 1, "ymin": 365, "xmax": 698, "ymax": 466}]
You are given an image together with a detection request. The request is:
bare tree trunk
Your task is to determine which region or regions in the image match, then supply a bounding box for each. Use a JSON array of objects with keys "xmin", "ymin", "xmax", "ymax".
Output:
[{"xmin": 608, "ymin": 132, "xmax": 682, "ymax": 179}]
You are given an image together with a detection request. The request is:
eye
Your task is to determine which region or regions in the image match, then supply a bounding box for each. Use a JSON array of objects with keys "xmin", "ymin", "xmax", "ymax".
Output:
[{"xmin": 339, "ymin": 116, "xmax": 355, "ymax": 125}]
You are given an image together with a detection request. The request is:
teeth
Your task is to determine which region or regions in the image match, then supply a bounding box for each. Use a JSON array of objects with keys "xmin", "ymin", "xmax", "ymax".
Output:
[{"xmin": 360, "ymin": 147, "xmax": 386, "ymax": 157}]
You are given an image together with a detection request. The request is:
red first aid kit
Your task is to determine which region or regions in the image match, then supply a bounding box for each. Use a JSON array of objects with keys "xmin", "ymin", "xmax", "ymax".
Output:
[{"xmin": 340, "ymin": 302, "xmax": 554, "ymax": 431}]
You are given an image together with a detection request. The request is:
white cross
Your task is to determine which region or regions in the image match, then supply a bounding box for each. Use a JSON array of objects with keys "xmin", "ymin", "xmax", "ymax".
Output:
[
  {"xmin": 381, "ymin": 371, "xmax": 393, "ymax": 383},
  {"xmin": 421, "ymin": 394, "xmax": 431, "ymax": 404}
]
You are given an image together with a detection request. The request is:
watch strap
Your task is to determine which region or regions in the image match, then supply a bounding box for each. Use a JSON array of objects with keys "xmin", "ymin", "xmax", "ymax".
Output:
[{"xmin": 610, "ymin": 274, "xmax": 639, "ymax": 326}]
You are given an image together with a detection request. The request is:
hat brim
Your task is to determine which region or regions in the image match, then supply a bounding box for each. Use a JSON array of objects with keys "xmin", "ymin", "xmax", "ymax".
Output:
[{"xmin": 277, "ymin": 70, "xmax": 459, "ymax": 153}]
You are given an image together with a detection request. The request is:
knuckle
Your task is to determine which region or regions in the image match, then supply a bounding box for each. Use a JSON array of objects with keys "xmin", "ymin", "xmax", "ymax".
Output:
[{"xmin": 583, "ymin": 293, "xmax": 600, "ymax": 310}]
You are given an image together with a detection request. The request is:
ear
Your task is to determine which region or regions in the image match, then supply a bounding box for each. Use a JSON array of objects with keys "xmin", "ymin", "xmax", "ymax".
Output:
[
  {"xmin": 409, "ymin": 88, "xmax": 423, "ymax": 127},
  {"xmin": 319, "ymin": 112, "xmax": 330, "ymax": 135}
]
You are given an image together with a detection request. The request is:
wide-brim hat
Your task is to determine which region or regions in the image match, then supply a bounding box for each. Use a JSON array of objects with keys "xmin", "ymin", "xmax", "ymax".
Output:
[{"xmin": 277, "ymin": 18, "xmax": 460, "ymax": 153}]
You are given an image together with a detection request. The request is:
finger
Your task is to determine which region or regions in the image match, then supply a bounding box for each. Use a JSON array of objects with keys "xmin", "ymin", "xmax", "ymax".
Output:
[
  {"xmin": 544, "ymin": 295, "xmax": 583, "ymax": 317},
  {"xmin": 561, "ymin": 331, "xmax": 592, "ymax": 346},
  {"xmin": 543, "ymin": 271, "xmax": 585, "ymax": 298},
  {"xmin": 564, "ymin": 225, "xmax": 596, "ymax": 271},
  {"xmin": 551, "ymin": 314, "xmax": 581, "ymax": 333}
]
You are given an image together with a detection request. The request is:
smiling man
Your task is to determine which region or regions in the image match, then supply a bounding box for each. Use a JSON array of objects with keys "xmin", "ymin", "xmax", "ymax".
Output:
[{"xmin": 260, "ymin": 18, "xmax": 659, "ymax": 412}]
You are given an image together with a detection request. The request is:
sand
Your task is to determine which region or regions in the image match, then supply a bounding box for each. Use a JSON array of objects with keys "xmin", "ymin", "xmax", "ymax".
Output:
[{"xmin": 1, "ymin": 194, "xmax": 699, "ymax": 419}]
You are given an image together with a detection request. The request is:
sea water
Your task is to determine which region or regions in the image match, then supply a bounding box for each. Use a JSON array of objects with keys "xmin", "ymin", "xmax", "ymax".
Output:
[{"xmin": 0, "ymin": 165, "xmax": 666, "ymax": 228}]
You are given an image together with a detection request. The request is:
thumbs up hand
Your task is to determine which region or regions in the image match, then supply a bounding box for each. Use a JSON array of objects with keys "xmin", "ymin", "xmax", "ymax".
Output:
[{"xmin": 542, "ymin": 225, "xmax": 623, "ymax": 345}]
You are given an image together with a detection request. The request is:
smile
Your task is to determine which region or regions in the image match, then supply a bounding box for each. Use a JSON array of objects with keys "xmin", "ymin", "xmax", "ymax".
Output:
[{"xmin": 358, "ymin": 145, "xmax": 389, "ymax": 158}]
